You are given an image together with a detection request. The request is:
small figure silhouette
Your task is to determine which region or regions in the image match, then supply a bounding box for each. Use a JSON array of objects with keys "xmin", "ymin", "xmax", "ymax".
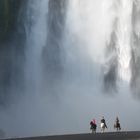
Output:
[
  {"xmin": 100, "ymin": 116, "xmax": 107, "ymax": 133},
  {"xmin": 90, "ymin": 119, "xmax": 97, "ymax": 133},
  {"xmin": 114, "ymin": 116, "xmax": 121, "ymax": 131}
]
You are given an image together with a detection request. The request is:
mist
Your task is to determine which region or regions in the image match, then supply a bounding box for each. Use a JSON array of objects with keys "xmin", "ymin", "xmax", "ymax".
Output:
[{"xmin": 0, "ymin": 0, "xmax": 140, "ymax": 138}]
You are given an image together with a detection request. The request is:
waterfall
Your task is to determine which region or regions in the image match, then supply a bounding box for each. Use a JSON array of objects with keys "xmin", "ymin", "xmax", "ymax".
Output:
[
  {"xmin": 64, "ymin": 0, "xmax": 133, "ymax": 89},
  {"xmin": 24, "ymin": 0, "xmax": 49, "ymax": 95},
  {"xmin": 62, "ymin": 0, "xmax": 113, "ymax": 86},
  {"xmin": 115, "ymin": 0, "xmax": 132, "ymax": 82},
  {"xmin": 131, "ymin": 0, "xmax": 140, "ymax": 96},
  {"xmin": 1, "ymin": 0, "xmax": 140, "ymax": 138},
  {"xmin": 104, "ymin": 0, "xmax": 133, "ymax": 92}
]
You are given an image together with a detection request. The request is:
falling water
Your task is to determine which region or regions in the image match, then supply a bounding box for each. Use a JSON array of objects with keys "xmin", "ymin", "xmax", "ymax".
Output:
[
  {"xmin": 62, "ymin": 0, "xmax": 113, "ymax": 86},
  {"xmin": 115, "ymin": 0, "xmax": 132, "ymax": 82},
  {"xmin": 131, "ymin": 0, "xmax": 140, "ymax": 96},
  {"xmin": 63, "ymin": 0, "xmax": 133, "ymax": 89},
  {"xmin": 61, "ymin": 0, "xmax": 140, "ymax": 134},
  {"xmin": 1, "ymin": 0, "xmax": 140, "ymax": 138},
  {"xmin": 24, "ymin": 0, "xmax": 49, "ymax": 95},
  {"xmin": 103, "ymin": 0, "xmax": 133, "ymax": 92}
]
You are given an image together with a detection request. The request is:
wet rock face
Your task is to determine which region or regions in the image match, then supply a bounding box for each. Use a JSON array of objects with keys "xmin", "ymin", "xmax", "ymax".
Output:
[
  {"xmin": 0, "ymin": 0, "xmax": 22, "ymax": 41},
  {"xmin": 130, "ymin": 1, "xmax": 140, "ymax": 96},
  {"xmin": 0, "ymin": 0, "xmax": 25, "ymax": 105}
]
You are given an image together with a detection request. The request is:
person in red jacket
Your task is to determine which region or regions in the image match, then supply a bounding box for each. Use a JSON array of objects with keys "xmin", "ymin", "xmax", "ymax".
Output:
[{"xmin": 90, "ymin": 119, "xmax": 97, "ymax": 133}]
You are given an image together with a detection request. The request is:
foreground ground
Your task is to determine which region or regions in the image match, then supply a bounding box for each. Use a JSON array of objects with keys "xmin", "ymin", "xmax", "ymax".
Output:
[{"xmin": 3, "ymin": 131, "xmax": 140, "ymax": 140}]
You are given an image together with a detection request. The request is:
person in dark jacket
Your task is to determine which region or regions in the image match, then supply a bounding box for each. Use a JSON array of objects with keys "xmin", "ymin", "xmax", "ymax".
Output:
[
  {"xmin": 100, "ymin": 116, "xmax": 107, "ymax": 132},
  {"xmin": 114, "ymin": 116, "xmax": 121, "ymax": 131}
]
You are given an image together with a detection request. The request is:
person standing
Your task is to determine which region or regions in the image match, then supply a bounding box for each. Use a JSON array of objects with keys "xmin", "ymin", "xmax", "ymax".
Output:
[
  {"xmin": 114, "ymin": 116, "xmax": 121, "ymax": 131},
  {"xmin": 100, "ymin": 116, "xmax": 107, "ymax": 132},
  {"xmin": 90, "ymin": 119, "xmax": 97, "ymax": 133}
]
